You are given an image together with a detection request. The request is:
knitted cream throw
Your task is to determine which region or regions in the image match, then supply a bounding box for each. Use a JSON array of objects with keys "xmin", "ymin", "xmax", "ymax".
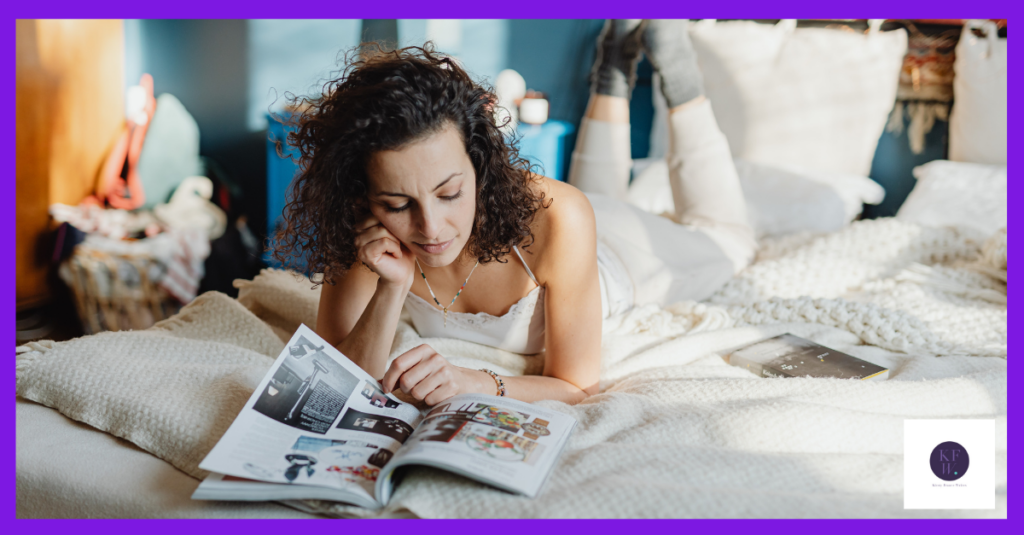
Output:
[
  {"xmin": 15, "ymin": 218, "xmax": 1006, "ymax": 518},
  {"xmin": 708, "ymin": 219, "xmax": 1006, "ymax": 357}
]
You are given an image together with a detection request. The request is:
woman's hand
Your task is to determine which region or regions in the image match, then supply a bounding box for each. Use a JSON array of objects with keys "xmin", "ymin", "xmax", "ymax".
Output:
[
  {"xmin": 381, "ymin": 344, "xmax": 492, "ymax": 406},
  {"xmin": 354, "ymin": 216, "xmax": 415, "ymax": 290}
]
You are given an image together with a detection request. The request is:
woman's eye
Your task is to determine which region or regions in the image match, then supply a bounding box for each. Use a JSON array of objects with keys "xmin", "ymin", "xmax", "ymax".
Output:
[
  {"xmin": 384, "ymin": 204, "xmax": 410, "ymax": 213},
  {"xmin": 441, "ymin": 190, "xmax": 464, "ymax": 202}
]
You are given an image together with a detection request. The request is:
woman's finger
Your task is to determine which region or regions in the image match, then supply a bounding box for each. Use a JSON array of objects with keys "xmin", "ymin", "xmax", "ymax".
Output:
[
  {"xmin": 398, "ymin": 353, "xmax": 446, "ymax": 395},
  {"xmin": 381, "ymin": 344, "xmax": 434, "ymax": 393},
  {"xmin": 409, "ymin": 368, "xmax": 447, "ymax": 401},
  {"xmin": 353, "ymin": 225, "xmax": 392, "ymax": 250},
  {"xmin": 359, "ymin": 240, "xmax": 387, "ymax": 267},
  {"xmin": 383, "ymin": 235, "xmax": 404, "ymax": 260},
  {"xmin": 380, "ymin": 237, "xmax": 407, "ymax": 264},
  {"xmin": 413, "ymin": 362, "xmax": 458, "ymax": 404},
  {"xmin": 362, "ymin": 237, "xmax": 400, "ymax": 266},
  {"xmin": 423, "ymin": 381, "xmax": 459, "ymax": 406}
]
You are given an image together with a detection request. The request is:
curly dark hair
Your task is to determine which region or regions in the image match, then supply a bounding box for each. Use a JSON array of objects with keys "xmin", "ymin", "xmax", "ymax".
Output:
[{"xmin": 271, "ymin": 42, "xmax": 550, "ymax": 285}]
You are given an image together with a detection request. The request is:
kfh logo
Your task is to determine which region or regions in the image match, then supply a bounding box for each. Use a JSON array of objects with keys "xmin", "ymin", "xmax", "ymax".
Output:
[{"xmin": 930, "ymin": 441, "xmax": 969, "ymax": 481}]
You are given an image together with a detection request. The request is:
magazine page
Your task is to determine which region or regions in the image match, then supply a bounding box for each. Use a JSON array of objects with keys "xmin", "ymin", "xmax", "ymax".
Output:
[
  {"xmin": 375, "ymin": 393, "xmax": 577, "ymax": 503},
  {"xmin": 192, "ymin": 472, "xmax": 381, "ymax": 509},
  {"xmin": 197, "ymin": 324, "xmax": 422, "ymax": 505}
]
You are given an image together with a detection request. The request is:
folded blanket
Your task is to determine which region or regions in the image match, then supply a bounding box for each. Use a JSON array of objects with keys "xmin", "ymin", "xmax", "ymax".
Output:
[
  {"xmin": 16, "ymin": 293, "xmax": 283, "ymax": 480},
  {"xmin": 15, "ymin": 219, "xmax": 1007, "ymax": 518}
]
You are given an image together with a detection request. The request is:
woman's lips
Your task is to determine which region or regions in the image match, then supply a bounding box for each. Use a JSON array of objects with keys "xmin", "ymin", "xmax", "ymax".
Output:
[{"xmin": 416, "ymin": 239, "xmax": 454, "ymax": 254}]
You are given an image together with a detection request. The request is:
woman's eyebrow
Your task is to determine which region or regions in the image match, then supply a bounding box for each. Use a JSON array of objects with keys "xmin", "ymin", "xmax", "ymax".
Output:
[
  {"xmin": 431, "ymin": 172, "xmax": 462, "ymax": 192},
  {"xmin": 377, "ymin": 172, "xmax": 462, "ymax": 198}
]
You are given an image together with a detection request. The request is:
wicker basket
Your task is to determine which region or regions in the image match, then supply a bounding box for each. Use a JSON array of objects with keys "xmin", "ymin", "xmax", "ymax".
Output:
[{"xmin": 58, "ymin": 244, "xmax": 182, "ymax": 334}]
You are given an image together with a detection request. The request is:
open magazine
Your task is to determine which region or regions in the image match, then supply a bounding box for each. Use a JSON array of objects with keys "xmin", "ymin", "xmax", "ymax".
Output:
[{"xmin": 193, "ymin": 324, "xmax": 577, "ymax": 509}]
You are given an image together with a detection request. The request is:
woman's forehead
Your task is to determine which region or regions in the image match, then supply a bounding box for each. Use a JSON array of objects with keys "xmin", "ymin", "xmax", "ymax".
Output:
[{"xmin": 368, "ymin": 124, "xmax": 470, "ymax": 194}]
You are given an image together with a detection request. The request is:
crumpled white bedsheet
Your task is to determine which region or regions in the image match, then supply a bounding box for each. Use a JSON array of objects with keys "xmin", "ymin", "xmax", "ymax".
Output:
[
  {"xmin": 314, "ymin": 310, "xmax": 1008, "ymax": 518},
  {"xmin": 16, "ymin": 219, "xmax": 1007, "ymax": 518}
]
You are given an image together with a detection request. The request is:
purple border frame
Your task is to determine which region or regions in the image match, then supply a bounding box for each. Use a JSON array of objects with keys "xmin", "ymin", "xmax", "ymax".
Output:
[{"xmin": 6, "ymin": 0, "xmax": 1017, "ymax": 530}]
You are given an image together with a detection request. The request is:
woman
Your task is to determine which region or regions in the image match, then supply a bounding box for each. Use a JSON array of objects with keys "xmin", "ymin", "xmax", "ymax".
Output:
[{"xmin": 274, "ymin": 20, "xmax": 756, "ymax": 407}]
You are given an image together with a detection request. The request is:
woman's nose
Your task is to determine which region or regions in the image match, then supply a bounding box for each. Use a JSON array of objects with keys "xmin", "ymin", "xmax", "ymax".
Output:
[{"xmin": 418, "ymin": 206, "xmax": 441, "ymax": 240}]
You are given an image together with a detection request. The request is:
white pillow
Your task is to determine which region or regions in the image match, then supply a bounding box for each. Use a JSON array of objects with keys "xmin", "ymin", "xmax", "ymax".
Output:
[
  {"xmin": 949, "ymin": 20, "xmax": 1007, "ymax": 165},
  {"xmin": 649, "ymin": 20, "xmax": 907, "ymax": 178},
  {"xmin": 627, "ymin": 157, "xmax": 885, "ymax": 238},
  {"xmin": 896, "ymin": 160, "xmax": 1006, "ymax": 236}
]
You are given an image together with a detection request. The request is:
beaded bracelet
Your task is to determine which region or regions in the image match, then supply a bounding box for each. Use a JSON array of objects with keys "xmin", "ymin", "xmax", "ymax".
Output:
[{"xmin": 480, "ymin": 368, "xmax": 506, "ymax": 397}]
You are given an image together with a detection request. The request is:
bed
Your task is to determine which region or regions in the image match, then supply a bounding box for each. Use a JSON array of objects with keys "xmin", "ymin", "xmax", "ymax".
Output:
[
  {"xmin": 16, "ymin": 172, "xmax": 1007, "ymax": 517},
  {"xmin": 18, "ymin": 18, "xmax": 1008, "ymax": 517}
]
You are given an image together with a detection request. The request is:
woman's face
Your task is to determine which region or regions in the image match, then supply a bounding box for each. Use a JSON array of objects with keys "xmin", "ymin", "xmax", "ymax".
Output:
[{"xmin": 366, "ymin": 122, "xmax": 478, "ymax": 268}]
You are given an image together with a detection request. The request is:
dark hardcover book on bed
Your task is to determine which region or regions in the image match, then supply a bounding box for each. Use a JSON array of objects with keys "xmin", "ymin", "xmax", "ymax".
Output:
[{"xmin": 728, "ymin": 333, "xmax": 889, "ymax": 380}]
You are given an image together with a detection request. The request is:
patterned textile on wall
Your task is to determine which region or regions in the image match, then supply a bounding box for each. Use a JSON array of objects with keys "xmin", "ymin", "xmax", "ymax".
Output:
[{"xmin": 887, "ymin": 24, "xmax": 959, "ymax": 154}]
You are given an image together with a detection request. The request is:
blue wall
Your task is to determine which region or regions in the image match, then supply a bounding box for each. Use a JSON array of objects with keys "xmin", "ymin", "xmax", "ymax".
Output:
[{"xmin": 246, "ymin": 20, "xmax": 362, "ymax": 131}]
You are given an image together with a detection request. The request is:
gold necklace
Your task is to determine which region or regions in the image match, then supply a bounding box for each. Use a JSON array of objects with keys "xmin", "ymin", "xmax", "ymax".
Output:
[{"xmin": 415, "ymin": 258, "xmax": 480, "ymax": 327}]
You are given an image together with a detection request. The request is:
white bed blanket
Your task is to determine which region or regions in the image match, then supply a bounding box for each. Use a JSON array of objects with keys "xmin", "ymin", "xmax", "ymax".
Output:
[
  {"xmin": 16, "ymin": 218, "xmax": 1007, "ymax": 518},
  {"xmin": 16, "ymin": 399, "xmax": 314, "ymax": 519}
]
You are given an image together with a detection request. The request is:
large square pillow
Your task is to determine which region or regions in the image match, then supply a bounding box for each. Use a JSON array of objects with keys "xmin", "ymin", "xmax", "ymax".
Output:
[
  {"xmin": 948, "ymin": 20, "xmax": 1007, "ymax": 165},
  {"xmin": 896, "ymin": 160, "xmax": 1006, "ymax": 236},
  {"xmin": 648, "ymin": 20, "xmax": 907, "ymax": 178}
]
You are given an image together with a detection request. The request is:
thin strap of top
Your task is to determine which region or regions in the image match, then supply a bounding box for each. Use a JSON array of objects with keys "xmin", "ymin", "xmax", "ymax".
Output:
[{"xmin": 512, "ymin": 246, "xmax": 540, "ymax": 286}]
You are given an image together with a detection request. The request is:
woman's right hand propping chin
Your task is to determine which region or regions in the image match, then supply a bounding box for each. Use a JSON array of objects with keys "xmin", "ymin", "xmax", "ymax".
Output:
[{"xmin": 354, "ymin": 216, "xmax": 415, "ymax": 290}]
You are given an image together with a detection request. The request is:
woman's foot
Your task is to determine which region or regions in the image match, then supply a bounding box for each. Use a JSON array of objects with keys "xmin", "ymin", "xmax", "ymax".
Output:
[
  {"xmin": 641, "ymin": 19, "xmax": 705, "ymax": 109},
  {"xmin": 590, "ymin": 19, "xmax": 645, "ymax": 100}
]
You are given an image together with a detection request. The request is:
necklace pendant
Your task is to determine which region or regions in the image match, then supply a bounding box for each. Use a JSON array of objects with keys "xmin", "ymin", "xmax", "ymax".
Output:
[{"xmin": 415, "ymin": 258, "xmax": 479, "ymax": 330}]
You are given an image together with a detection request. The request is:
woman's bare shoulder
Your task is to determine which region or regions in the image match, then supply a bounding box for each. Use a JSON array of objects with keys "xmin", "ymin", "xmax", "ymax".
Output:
[
  {"xmin": 525, "ymin": 174, "xmax": 597, "ymax": 271},
  {"xmin": 529, "ymin": 173, "xmax": 595, "ymax": 231}
]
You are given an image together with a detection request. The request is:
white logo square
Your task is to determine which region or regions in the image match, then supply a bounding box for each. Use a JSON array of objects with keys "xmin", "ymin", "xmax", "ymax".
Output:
[{"xmin": 904, "ymin": 419, "xmax": 995, "ymax": 509}]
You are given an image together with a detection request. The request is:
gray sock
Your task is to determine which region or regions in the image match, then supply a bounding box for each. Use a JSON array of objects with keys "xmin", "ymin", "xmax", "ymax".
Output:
[
  {"xmin": 642, "ymin": 19, "xmax": 705, "ymax": 108},
  {"xmin": 590, "ymin": 19, "xmax": 645, "ymax": 99}
]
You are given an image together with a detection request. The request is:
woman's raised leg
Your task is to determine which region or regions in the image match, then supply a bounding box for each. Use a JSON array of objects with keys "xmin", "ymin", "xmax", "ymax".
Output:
[
  {"xmin": 587, "ymin": 20, "xmax": 757, "ymax": 308},
  {"xmin": 573, "ymin": 19, "xmax": 757, "ymax": 308},
  {"xmin": 567, "ymin": 20, "xmax": 642, "ymax": 200},
  {"xmin": 645, "ymin": 19, "xmax": 756, "ymax": 273}
]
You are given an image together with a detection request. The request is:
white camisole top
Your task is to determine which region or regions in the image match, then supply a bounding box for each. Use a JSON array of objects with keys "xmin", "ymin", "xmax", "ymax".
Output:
[
  {"xmin": 404, "ymin": 241, "xmax": 634, "ymax": 355},
  {"xmin": 405, "ymin": 246, "xmax": 546, "ymax": 355}
]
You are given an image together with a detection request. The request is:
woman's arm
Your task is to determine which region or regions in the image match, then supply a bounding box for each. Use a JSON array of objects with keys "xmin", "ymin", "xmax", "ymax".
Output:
[
  {"xmin": 480, "ymin": 374, "xmax": 594, "ymax": 405},
  {"xmin": 317, "ymin": 268, "xmax": 409, "ymax": 379},
  {"xmin": 316, "ymin": 218, "xmax": 415, "ymax": 379},
  {"xmin": 381, "ymin": 345, "xmax": 592, "ymax": 405},
  {"xmin": 524, "ymin": 182, "xmax": 603, "ymax": 401}
]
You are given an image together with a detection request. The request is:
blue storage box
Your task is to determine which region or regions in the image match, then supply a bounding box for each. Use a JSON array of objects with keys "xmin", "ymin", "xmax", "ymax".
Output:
[{"xmin": 514, "ymin": 120, "xmax": 575, "ymax": 182}]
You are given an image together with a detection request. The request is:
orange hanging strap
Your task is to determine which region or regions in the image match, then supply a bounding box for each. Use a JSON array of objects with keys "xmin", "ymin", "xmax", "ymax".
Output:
[{"xmin": 98, "ymin": 73, "xmax": 156, "ymax": 210}]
